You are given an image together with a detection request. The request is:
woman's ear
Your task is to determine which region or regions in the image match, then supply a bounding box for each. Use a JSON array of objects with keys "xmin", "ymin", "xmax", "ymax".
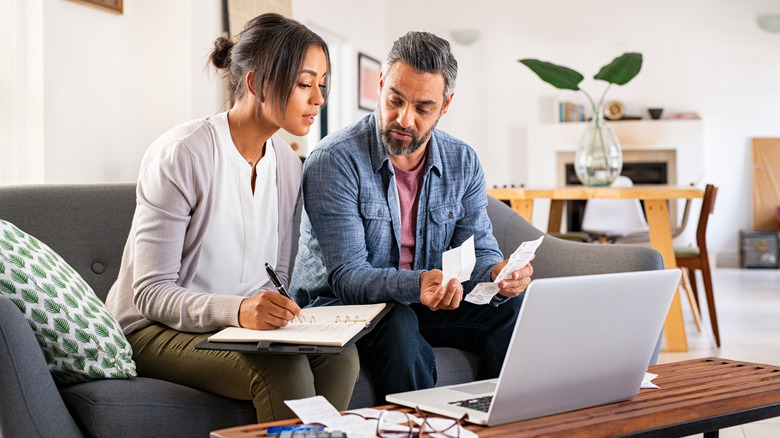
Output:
[{"xmin": 245, "ymin": 71, "xmax": 264, "ymax": 102}]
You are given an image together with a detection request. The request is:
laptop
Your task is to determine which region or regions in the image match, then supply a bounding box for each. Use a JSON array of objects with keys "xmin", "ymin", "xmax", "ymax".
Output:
[{"xmin": 386, "ymin": 269, "xmax": 681, "ymax": 426}]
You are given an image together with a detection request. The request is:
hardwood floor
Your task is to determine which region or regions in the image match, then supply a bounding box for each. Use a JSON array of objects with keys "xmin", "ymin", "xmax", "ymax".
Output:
[{"xmin": 657, "ymin": 268, "xmax": 780, "ymax": 438}]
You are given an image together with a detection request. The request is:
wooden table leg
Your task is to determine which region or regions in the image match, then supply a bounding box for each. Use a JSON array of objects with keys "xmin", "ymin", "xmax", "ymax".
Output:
[
  {"xmin": 547, "ymin": 200, "xmax": 564, "ymax": 233},
  {"xmin": 644, "ymin": 199, "xmax": 688, "ymax": 352},
  {"xmin": 510, "ymin": 199, "xmax": 534, "ymax": 223}
]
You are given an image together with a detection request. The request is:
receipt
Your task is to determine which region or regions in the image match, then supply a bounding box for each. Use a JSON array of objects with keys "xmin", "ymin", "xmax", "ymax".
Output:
[
  {"xmin": 465, "ymin": 236, "xmax": 543, "ymax": 305},
  {"xmin": 442, "ymin": 235, "xmax": 475, "ymax": 284}
]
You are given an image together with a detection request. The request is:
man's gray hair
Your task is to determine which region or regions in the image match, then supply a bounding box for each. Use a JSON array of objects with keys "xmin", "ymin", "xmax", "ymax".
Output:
[{"xmin": 382, "ymin": 31, "xmax": 458, "ymax": 99}]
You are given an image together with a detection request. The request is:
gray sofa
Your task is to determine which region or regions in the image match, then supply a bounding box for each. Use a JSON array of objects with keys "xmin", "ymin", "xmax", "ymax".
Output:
[{"xmin": 0, "ymin": 183, "xmax": 664, "ymax": 438}]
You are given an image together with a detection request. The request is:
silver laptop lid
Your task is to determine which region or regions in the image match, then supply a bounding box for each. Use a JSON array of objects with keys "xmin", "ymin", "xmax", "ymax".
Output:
[{"xmin": 487, "ymin": 269, "xmax": 680, "ymax": 425}]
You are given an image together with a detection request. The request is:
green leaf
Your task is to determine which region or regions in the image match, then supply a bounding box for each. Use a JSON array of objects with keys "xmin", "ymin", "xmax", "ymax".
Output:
[
  {"xmin": 41, "ymin": 283, "xmax": 57, "ymax": 298},
  {"xmin": 0, "ymin": 259, "xmax": 5, "ymax": 273},
  {"xmin": 10, "ymin": 297, "xmax": 26, "ymax": 313},
  {"xmin": 35, "ymin": 333, "xmax": 47, "ymax": 348},
  {"xmin": 43, "ymin": 350, "xmax": 54, "ymax": 365},
  {"xmin": 594, "ymin": 52, "xmax": 643, "ymax": 85},
  {"xmin": 31, "ymin": 264, "xmax": 47, "ymax": 279},
  {"xmin": 518, "ymin": 59, "xmax": 584, "ymax": 91},
  {"xmin": 113, "ymin": 334, "xmax": 127, "ymax": 349},
  {"xmin": 74, "ymin": 314, "xmax": 90, "ymax": 329},
  {"xmin": 44, "ymin": 298, "xmax": 62, "ymax": 314},
  {"xmin": 21, "ymin": 288, "xmax": 38, "ymax": 304},
  {"xmin": 12, "ymin": 267, "xmax": 29, "ymax": 283},
  {"xmin": 75, "ymin": 328, "xmax": 92, "ymax": 343},
  {"xmin": 8, "ymin": 255, "xmax": 25, "ymax": 269},
  {"xmin": 0, "ymin": 279, "xmax": 16, "ymax": 295},
  {"xmin": 84, "ymin": 348, "xmax": 99, "ymax": 361},
  {"xmin": 94, "ymin": 323, "xmax": 109, "ymax": 338},
  {"xmin": 63, "ymin": 338, "xmax": 80, "ymax": 354},
  {"xmin": 17, "ymin": 247, "xmax": 33, "ymax": 260},
  {"xmin": 51, "ymin": 274, "xmax": 66, "ymax": 289},
  {"xmin": 42, "ymin": 327, "xmax": 58, "ymax": 342},
  {"xmin": 63, "ymin": 293, "xmax": 78, "ymax": 308},
  {"xmin": 105, "ymin": 343, "xmax": 118, "ymax": 357},
  {"xmin": 31, "ymin": 308, "xmax": 48, "ymax": 324},
  {"xmin": 52, "ymin": 345, "xmax": 68, "ymax": 358},
  {"xmin": 74, "ymin": 356, "xmax": 86, "ymax": 370},
  {"xmin": 27, "ymin": 319, "xmax": 38, "ymax": 333},
  {"xmin": 0, "ymin": 239, "xmax": 13, "ymax": 252},
  {"xmin": 88, "ymin": 365, "xmax": 106, "ymax": 379},
  {"xmin": 53, "ymin": 317, "xmax": 70, "ymax": 334},
  {"xmin": 37, "ymin": 255, "xmax": 52, "ymax": 272},
  {"xmin": 4, "ymin": 229, "xmax": 19, "ymax": 244}
]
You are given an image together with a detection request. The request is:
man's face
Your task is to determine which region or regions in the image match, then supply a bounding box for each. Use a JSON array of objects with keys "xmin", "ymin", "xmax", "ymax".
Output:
[{"xmin": 377, "ymin": 61, "xmax": 453, "ymax": 157}]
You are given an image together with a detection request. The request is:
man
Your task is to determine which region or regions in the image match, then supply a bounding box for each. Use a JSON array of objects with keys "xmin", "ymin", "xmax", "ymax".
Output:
[{"xmin": 290, "ymin": 31, "xmax": 533, "ymax": 401}]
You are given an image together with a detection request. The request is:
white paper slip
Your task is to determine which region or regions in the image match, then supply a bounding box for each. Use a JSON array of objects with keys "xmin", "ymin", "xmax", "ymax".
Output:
[
  {"xmin": 464, "ymin": 236, "xmax": 543, "ymax": 305},
  {"xmin": 442, "ymin": 235, "xmax": 475, "ymax": 284}
]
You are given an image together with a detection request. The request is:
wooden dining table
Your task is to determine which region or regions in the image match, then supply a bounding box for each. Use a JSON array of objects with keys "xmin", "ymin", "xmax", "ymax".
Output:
[{"xmin": 487, "ymin": 185, "xmax": 704, "ymax": 352}]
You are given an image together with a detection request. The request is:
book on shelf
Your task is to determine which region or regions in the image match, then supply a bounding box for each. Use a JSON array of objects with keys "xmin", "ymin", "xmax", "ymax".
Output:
[{"xmin": 197, "ymin": 303, "xmax": 392, "ymax": 354}]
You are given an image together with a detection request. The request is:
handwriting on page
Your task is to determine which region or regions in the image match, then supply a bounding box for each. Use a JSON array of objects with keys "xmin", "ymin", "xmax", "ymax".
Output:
[
  {"xmin": 465, "ymin": 236, "xmax": 544, "ymax": 305},
  {"xmin": 442, "ymin": 235, "xmax": 475, "ymax": 284}
]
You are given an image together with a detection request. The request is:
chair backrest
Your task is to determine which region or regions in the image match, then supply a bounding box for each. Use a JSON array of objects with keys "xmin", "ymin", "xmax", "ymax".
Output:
[
  {"xmin": 695, "ymin": 184, "xmax": 718, "ymax": 250},
  {"xmin": 580, "ymin": 176, "xmax": 650, "ymax": 237}
]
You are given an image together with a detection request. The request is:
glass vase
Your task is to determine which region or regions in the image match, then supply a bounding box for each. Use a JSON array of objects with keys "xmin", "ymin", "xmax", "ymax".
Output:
[{"xmin": 574, "ymin": 105, "xmax": 623, "ymax": 187}]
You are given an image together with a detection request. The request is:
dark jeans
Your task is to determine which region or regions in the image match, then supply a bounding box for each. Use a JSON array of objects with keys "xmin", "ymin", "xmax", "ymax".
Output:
[{"xmin": 357, "ymin": 295, "xmax": 524, "ymax": 402}]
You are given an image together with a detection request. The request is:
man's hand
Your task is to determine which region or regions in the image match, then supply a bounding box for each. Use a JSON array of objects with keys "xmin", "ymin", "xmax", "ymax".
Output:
[
  {"xmin": 420, "ymin": 269, "xmax": 463, "ymax": 311},
  {"xmin": 238, "ymin": 291, "xmax": 302, "ymax": 330},
  {"xmin": 491, "ymin": 255, "xmax": 535, "ymax": 298}
]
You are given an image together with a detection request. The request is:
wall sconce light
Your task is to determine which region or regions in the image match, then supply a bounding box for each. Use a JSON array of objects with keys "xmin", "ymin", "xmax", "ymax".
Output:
[
  {"xmin": 757, "ymin": 15, "xmax": 780, "ymax": 33},
  {"xmin": 450, "ymin": 29, "xmax": 481, "ymax": 46}
]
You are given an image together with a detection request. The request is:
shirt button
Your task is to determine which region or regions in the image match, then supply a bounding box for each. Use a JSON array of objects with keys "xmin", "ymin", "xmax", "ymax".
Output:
[
  {"xmin": 448, "ymin": 212, "xmax": 454, "ymax": 219},
  {"xmin": 377, "ymin": 210, "xmax": 382, "ymax": 217}
]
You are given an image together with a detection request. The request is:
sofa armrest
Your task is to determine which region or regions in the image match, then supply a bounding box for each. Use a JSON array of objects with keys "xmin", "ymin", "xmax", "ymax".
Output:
[
  {"xmin": 0, "ymin": 295, "xmax": 85, "ymax": 438},
  {"xmin": 487, "ymin": 196, "xmax": 665, "ymax": 278}
]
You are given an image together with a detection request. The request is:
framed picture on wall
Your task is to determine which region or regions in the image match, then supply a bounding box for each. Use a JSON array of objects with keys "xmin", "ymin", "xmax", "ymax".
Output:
[
  {"xmin": 69, "ymin": 0, "xmax": 123, "ymax": 13},
  {"xmin": 358, "ymin": 53, "xmax": 381, "ymax": 111}
]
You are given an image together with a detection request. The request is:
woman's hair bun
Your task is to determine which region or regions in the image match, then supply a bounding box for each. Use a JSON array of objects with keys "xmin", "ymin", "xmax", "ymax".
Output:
[{"xmin": 210, "ymin": 35, "xmax": 235, "ymax": 69}]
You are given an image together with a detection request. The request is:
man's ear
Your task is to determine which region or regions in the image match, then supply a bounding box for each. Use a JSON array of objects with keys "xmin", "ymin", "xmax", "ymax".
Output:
[
  {"xmin": 440, "ymin": 92, "xmax": 454, "ymax": 116},
  {"xmin": 377, "ymin": 70, "xmax": 384, "ymax": 100}
]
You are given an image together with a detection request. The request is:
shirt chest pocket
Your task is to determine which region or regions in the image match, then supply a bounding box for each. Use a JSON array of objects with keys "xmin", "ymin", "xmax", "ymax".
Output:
[
  {"xmin": 429, "ymin": 203, "xmax": 464, "ymax": 252},
  {"xmin": 360, "ymin": 201, "xmax": 393, "ymax": 252}
]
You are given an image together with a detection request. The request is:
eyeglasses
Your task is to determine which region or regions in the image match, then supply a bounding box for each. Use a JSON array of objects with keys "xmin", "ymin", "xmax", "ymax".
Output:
[{"xmin": 374, "ymin": 407, "xmax": 468, "ymax": 438}]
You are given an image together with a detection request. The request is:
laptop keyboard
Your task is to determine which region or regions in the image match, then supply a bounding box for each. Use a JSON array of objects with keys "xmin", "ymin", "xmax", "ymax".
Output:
[{"xmin": 448, "ymin": 395, "xmax": 493, "ymax": 412}]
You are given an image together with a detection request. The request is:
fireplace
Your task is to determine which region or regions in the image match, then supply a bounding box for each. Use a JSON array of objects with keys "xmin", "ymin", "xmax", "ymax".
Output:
[{"xmin": 564, "ymin": 161, "xmax": 669, "ymax": 231}]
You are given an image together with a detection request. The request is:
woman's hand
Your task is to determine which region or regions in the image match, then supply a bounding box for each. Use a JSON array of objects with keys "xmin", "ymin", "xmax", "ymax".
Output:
[{"xmin": 238, "ymin": 291, "xmax": 302, "ymax": 330}]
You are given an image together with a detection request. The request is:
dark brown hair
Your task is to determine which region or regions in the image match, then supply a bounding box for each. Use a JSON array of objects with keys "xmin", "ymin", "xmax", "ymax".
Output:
[{"xmin": 209, "ymin": 13, "xmax": 330, "ymax": 114}]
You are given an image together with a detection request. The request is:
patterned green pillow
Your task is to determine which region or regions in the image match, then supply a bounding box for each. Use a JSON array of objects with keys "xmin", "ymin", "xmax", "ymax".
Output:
[{"xmin": 0, "ymin": 219, "xmax": 136, "ymax": 384}]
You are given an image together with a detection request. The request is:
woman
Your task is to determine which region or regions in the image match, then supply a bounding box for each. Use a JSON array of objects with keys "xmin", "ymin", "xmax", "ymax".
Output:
[{"xmin": 106, "ymin": 13, "xmax": 359, "ymax": 421}]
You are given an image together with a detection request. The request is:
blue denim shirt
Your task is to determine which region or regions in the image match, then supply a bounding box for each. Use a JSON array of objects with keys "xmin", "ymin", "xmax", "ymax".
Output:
[{"xmin": 290, "ymin": 112, "xmax": 505, "ymax": 307}]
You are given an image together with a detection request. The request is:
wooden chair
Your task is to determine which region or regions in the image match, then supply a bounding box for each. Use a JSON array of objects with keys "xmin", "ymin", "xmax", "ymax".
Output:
[{"xmin": 675, "ymin": 184, "xmax": 720, "ymax": 347}]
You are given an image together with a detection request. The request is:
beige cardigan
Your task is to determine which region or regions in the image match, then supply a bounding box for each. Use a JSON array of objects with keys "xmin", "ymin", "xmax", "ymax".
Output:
[{"xmin": 106, "ymin": 116, "xmax": 302, "ymax": 335}]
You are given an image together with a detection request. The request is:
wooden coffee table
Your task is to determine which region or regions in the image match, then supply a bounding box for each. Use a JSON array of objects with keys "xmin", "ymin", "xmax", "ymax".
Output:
[{"xmin": 211, "ymin": 357, "xmax": 780, "ymax": 438}]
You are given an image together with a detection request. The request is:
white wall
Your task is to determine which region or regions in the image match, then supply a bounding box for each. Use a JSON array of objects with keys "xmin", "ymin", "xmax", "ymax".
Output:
[
  {"xmin": 9, "ymin": 0, "xmax": 780, "ymax": 266},
  {"xmin": 372, "ymin": 0, "xmax": 780, "ymax": 267},
  {"xmin": 40, "ymin": 0, "xmax": 222, "ymax": 183}
]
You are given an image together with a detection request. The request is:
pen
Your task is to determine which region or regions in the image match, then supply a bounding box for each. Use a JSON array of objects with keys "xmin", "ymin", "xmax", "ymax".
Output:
[{"xmin": 265, "ymin": 263, "xmax": 292, "ymax": 300}]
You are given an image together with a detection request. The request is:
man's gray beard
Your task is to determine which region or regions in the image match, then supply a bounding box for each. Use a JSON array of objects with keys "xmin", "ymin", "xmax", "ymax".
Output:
[{"xmin": 378, "ymin": 108, "xmax": 438, "ymax": 157}]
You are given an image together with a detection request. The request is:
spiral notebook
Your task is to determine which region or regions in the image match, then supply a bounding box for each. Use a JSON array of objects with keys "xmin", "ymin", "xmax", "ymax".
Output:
[{"xmin": 196, "ymin": 303, "xmax": 391, "ymax": 354}]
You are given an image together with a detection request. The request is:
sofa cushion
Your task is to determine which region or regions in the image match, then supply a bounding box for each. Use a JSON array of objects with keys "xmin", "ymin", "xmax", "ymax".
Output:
[
  {"xmin": 60, "ymin": 377, "xmax": 256, "ymax": 438},
  {"xmin": 0, "ymin": 219, "xmax": 136, "ymax": 384}
]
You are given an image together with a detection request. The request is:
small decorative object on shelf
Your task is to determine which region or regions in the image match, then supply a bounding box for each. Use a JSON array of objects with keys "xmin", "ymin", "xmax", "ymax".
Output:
[
  {"xmin": 648, "ymin": 107, "xmax": 664, "ymax": 120},
  {"xmin": 519, "ymin": 53, "xmax": 643, "ymax": 186}
]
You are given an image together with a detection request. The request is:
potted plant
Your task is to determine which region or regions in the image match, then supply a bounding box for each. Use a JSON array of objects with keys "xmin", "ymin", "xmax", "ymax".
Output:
[{"xmin": 519, "ymin": 53, "xmax": 643, "ymax": 186}]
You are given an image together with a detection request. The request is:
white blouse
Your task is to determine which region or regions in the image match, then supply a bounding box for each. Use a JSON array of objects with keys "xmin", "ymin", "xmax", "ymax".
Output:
[{"xmin": 190, "ymin": 111, "xmax": 279, "ymax": 296}]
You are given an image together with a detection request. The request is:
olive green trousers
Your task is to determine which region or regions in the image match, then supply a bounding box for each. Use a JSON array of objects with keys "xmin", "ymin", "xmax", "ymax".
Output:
[{"xmin": 128, "ymin": 323, "xmax": 360, "ymax": 422}]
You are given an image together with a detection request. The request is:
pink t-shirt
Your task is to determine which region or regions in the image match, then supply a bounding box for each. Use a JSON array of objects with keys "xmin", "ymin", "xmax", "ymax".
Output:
[{"xmin": 392, "ymin": 158, "xmax": 426, "ymax": 270}]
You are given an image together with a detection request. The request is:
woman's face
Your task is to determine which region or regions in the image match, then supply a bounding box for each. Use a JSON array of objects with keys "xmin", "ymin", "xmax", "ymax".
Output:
[{"xmin": 265, "ymin": 46, "xmax": 328, "ymax": 137}]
